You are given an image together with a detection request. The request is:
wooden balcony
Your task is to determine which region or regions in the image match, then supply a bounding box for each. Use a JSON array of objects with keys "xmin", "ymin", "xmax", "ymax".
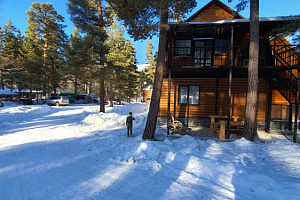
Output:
[{"xmin": 168, "ymin": 44, "xmax": 300, "ymax": 69}]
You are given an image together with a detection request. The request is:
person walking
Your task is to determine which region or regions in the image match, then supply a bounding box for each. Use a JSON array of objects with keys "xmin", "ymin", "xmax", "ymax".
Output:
[{"xmin": 126, "ymin": 112, "xmax": 135, "ymax": 137}]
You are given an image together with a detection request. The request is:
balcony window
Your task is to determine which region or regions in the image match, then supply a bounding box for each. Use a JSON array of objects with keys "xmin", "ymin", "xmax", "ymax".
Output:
[
  {"xmin": 175, "ymin": 40, "xmax": 191, "ymax": 55},
  {"xmin": 194, "ymin": 40, "xmax": 212, "ymax": 66},
  {"xmin": 215, "ymin": 39, "xmax": 230, "ymax": 55},
  {"xmin": 179, "ymin": 85, "xmax": 199, "ymax": 105}
]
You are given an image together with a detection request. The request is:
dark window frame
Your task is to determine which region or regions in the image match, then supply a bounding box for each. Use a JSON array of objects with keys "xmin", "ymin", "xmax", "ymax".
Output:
[
  {"xmin": 174, "ymin": 39, "xmax": 192, "ymax": 56},
  {"xmin": 193, "ymin": 39, "xmax": 213, "ymax": 67},
  {"xmin": 178, "ymin": 85, "xmax": 200, "ymax": 105}
]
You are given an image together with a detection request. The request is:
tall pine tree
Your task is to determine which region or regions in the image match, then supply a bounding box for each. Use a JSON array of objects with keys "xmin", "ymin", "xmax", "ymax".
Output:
[
  {"xmin": 108, "ymin": 0, "xmax": 196, "ymax": 139},
  {"xmin": 68, "ymin": 0, "xmax": 110, "ymax": 112},
  {"xmin": 145, "ymin": 39, "xmax": 156, "ymax": 86},
  {"xmin": 64, "ymin": 28, "xmax": 92, "ymax": 94},
  {"xmin": 0, "ymin": 20, "xmax": 23, "ymax": 90},
  {"xmin": 229, "ymin": 0, "xmax": 260, "ymax": 141},
  {"xmin": 25, "ymin": 3, "xmax": 67, "ymax": 95},
  {"xmin": 106, "ymin": 16, "xmax": 137, "ymax": 105}
]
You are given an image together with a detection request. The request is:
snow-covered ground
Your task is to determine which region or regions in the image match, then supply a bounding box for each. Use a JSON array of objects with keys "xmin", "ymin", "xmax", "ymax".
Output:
[{"xmin": 0, "ymin": 102, "xmax": 300, "ymax": 200}]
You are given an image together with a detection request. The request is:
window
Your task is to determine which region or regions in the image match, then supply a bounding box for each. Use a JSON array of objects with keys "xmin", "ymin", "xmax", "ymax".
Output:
[
  {"xmin": 179, "ymin": 86, "xmax": 188, "ymax": 104},
  {"xmin": 189, "ymin": 86, "xmax": 200, "ymax": 105},
  {"xmin": 179, "ymin": 85, "xmax": 200, "ymax": 105},
  {"xmin": 215, "ymin": 39, "xmax": 230, "ymax": 55},
  {"xmin": 194, "ymin": 40, "xmax": 213, "ymax": 66},
  {"xmin": 175, "ymin": 40, "xmax": 191, "ymax": 55}
]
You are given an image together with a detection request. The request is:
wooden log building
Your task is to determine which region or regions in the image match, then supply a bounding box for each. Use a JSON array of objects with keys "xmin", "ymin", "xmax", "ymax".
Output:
[{"xmin": 158, "ymin": 0, "xmax": 300, "ymax": 135}]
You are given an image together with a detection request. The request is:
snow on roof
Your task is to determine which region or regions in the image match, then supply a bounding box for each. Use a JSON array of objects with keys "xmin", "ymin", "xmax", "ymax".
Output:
[
  {"xmin": 170, "ymin": 16, "xmax": 298, "ymax": 25},
  {"xmin": 0, "ymin": 89, "xmax": 44, "ymax": 95},
  {"xmin": 19, "ymin": 89, "xmax": 43, "ymax": 93},
  {"xmin": 0, "ymin": 89, "xmax": 19, "ymax": 95}
]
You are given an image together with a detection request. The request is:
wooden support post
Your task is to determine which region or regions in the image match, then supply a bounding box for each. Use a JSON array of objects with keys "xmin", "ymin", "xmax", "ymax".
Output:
[
  {"xmin": 226, "ymin": 67, "xmax": 232, "ymax": 139},
  {"xmin": 226, "ymin": 26, "xmax": 234, "ymax": 139},
  {"xmin": 215, "ymin": 75, "xmax": 219, "ymax": 115},
  {"xmin": 187, "ymin": 88, "xmax": 190, "ymax": 127},
  {"xmin": 167, "ymin": 68, "xmax": 171, "ymax": 135},
  {"xmin": 293, "ymin": 67, "xmax": 300, "ymax": 143},
  {"xmin": 167, "ymin": 30, "xmax": 172, "ymax": 135},
  {"xmin": 289, "ymin": 103, "xmax": 293, "ymax": 131},
  {"xmin": 266, "ymin": 78, "xmax": 273, "ymax": 133},
  {"xmin": 219, "ymin": 121, "xmax": 226, "ymax": 139}
]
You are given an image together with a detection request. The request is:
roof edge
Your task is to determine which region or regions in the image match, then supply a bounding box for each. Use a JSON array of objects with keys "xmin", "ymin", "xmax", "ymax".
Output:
[{"xmin": 185, "ymin": 0, "xmax": 244, "ymax": 22}]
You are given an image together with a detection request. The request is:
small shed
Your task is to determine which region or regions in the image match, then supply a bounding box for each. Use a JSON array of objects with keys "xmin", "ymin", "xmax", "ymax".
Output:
[
  {"xmin": 143, "ymin": 89, "xmax": 152, "ymax": 104},
  {"xmin": 0, "ymin": 89, "xmax": 19, "ymax": 102}
]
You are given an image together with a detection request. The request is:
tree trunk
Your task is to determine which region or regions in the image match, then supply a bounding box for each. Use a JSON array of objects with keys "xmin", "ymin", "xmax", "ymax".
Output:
[
  {"xmin": 109, "ymin": 81, "xmax": 114, "ymax": 107},
  {"xmin": 0, "ymin": 71, "xmax": 4, "ymax": 90},
  {"xmin": 74, "ymin": 76, "xmax": 78, "ymax": 94},
  {"xmin": 119, "ymin": 88, "xmax": 121, "ymax": 105},
  {"xmin": 142, "ymin": 8, "xmax": 168, "ymax": 140},
  {"xmin": 97, "ymin": 0, "xmax": 105, "ymax": 113},
  {"xmin": 243, "ymin": 0, "xmax": 259, "ymax": 141}
]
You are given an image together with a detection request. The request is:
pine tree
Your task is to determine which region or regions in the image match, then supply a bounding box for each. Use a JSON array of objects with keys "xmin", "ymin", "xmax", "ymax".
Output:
[
  {"xmin": 106, "ymin": 16, "xmax": 137, "ymax": 105},
  {"xmin": 25, "ymin": 2, "xmax": 67, "ymax": 95},
  {"xmin": 22, "ymin": 23, "xmax": 44, "ymax": 94},
  {"xmin": 108, "ymin": 0, "xmax": 196, "ymax": 139},
  {"xmin": 105, "ymin": 15, "xmax": 124, "ymax": 106},
  {"xmin": 0, "ymin": 26, "xmax": 4, "ymax": 89},
  {"xmin": 121, "ymin": 40, "xmax": 138, "ymax": 103},
  {"xmin": 0, "ymin": 20, "xmax": 23, "ymax": 90},
  {"xmin": 68, "ymin": 0, "xmax": 109, "ymax": 113},
  {"xmin": 64, "ymin": 28, "xmax": 92, "ymax": 94},
  {"xmin": 145, "ymin": 39, "xmax": 156, "ymax": 85}
]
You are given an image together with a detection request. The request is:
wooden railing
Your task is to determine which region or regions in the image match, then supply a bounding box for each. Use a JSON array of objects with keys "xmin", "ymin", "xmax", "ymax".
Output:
[{"xmin": 170, "ymin": 44, "xmax": 300, "ymax": 68}]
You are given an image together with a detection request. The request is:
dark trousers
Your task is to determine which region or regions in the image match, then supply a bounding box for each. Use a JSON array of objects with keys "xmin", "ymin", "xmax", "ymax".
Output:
[{"xmin": 127, "ymin": 124, "xmax": 133, "ymax": 136}]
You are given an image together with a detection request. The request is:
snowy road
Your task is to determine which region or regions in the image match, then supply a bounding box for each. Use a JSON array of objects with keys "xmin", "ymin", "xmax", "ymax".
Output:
[{"xmin": 1, "ymin": 103, "xmax": 300, "ymax": 200}]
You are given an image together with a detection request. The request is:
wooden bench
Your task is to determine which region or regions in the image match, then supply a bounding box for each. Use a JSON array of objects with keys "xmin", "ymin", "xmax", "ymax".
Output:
[
  {"xmin": 209, "ymin": 115, "xmax": 239, "ymax": 133},
  {"xmin": 216, "ymin": 120, "xmax": 245, "ymax": 139}
]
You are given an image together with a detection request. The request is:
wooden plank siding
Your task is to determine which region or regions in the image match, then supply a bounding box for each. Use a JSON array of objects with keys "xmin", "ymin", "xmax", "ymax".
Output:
[
  {"xmin": 159, "ymin": 78, "xmax": 271, "ymax": 121},
  {"xmin": 161, "ymin": 0, "xmax": 299, "ymax": 125},
  {"xmin": 188, "ymin": 4, "xmax": 242, "ymax": 22}
]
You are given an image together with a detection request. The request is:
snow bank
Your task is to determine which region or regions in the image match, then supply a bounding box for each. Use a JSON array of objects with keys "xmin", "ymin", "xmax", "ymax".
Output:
[
  {"xmin": 81, "ymin": 103, "xmax": 149, "ymax": 130},
  {"xmin": 1, "ymin": 102, "xmax": 300, "ymax": 200},
  {"xmin": 0, "ymin": 103, "xmax": 51, "ymax": 126}
]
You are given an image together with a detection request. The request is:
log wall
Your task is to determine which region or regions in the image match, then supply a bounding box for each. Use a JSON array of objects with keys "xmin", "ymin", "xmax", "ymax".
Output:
[
  {"xmin": 159, "ymin": 77, "xmax": 287, "ymax": 121},
  {"xmin": 189, "ymin": 4, "xmax": 238, "ymax": 22}
]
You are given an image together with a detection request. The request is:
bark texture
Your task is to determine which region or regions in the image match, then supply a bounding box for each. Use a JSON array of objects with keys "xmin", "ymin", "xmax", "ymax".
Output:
[
  {"xmin": 243, "ymin": 0, "xmax": 259, "ymax": 141},
  {"xmin": 98, "ymin": 0, "xmax": 105, "ymax": 113},
  {"xmin": 142, "ymin": 9, "xmax": 168, "ymax": 140}
]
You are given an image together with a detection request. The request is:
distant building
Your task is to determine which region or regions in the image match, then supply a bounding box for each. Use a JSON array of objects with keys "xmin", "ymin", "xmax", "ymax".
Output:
[
  {"xmin": 0, "ymin": 89, "xmax": 19, "ymax": 102},
  {"xmin": 143, "ymin": 89, "xmax": 152, "ymax": 104}
]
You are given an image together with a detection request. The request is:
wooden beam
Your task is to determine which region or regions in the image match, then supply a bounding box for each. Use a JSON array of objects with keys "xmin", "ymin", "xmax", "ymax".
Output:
[
  {"xmin": 289, "ymin": 103, "xmax": 293, "ymax": 131},
  {"xmin": 167, "ymin": 29, "xmax": 172, "ymax": 135},
  {"xmin": 293, "ymin": 67, "xmax": 300, "ymax": 143},
  {"xmin": 266, "ymin": 77, "xmax": 273, "ymax": 133},
  {"xmin": 226, "ymin": 26, "xmax": 234, "ymax": 139},
  {"xmin": 215, "ymin": 75, "xmax": 219, "ymax": 115},
  {"xmin": 167, "ymin": 68, "xmax": 171, "ymax": 135}
]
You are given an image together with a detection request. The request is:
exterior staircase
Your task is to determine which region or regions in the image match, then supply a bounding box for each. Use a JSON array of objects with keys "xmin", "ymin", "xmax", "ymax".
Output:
[{"xmin": 269, "ymin": 37, "xmax": 299, "ymax": 104}]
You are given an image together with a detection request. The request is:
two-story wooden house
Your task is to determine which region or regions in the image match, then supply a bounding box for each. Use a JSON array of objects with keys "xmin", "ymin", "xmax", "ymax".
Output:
[{"xmin": 158, "ymin": 0, "xmax": 300, "ymax": 134}]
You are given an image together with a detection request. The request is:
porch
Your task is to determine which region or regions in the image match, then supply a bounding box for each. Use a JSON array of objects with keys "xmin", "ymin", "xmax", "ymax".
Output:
[{"xmin": 166, "ymin": 125, "xmax": 300, "ymax": 143}]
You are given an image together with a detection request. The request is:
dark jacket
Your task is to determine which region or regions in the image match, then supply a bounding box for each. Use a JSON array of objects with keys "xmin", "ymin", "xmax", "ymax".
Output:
[{"xmin": 126, "ymin": 116, "xmax": 135, "ymax": 126}]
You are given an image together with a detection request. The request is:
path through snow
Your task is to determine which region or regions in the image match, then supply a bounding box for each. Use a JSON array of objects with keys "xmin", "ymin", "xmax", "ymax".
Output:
[{"xmin": 0, "ymin": 103, "xmax": 300, "ymax": 200}]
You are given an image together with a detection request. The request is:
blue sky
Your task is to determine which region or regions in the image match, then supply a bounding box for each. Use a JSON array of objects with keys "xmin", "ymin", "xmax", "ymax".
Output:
[{"xmin": 0, "ymin": 0, "xmax": 299, "ymax": 64}]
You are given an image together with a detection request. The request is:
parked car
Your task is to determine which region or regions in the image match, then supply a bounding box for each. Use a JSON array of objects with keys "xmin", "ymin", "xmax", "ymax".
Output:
[
  {"xmin": 43, "ymin": 96, "xmax": 69, "ymax": 106},
  {"xmin": 0, "ymin": 99, "xmax": 4, "ymax": 107}
]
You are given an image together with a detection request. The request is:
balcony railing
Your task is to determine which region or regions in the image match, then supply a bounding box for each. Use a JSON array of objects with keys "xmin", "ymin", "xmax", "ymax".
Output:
[{"xmin": 170, "ymin": 44, "xmax": 300, "ymax": 68}]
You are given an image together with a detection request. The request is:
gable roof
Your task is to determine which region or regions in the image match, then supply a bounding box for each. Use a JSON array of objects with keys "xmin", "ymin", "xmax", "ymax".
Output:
[{"xmin": 186, "ymin": 0, "xmax": 244, "ymax": 22}]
